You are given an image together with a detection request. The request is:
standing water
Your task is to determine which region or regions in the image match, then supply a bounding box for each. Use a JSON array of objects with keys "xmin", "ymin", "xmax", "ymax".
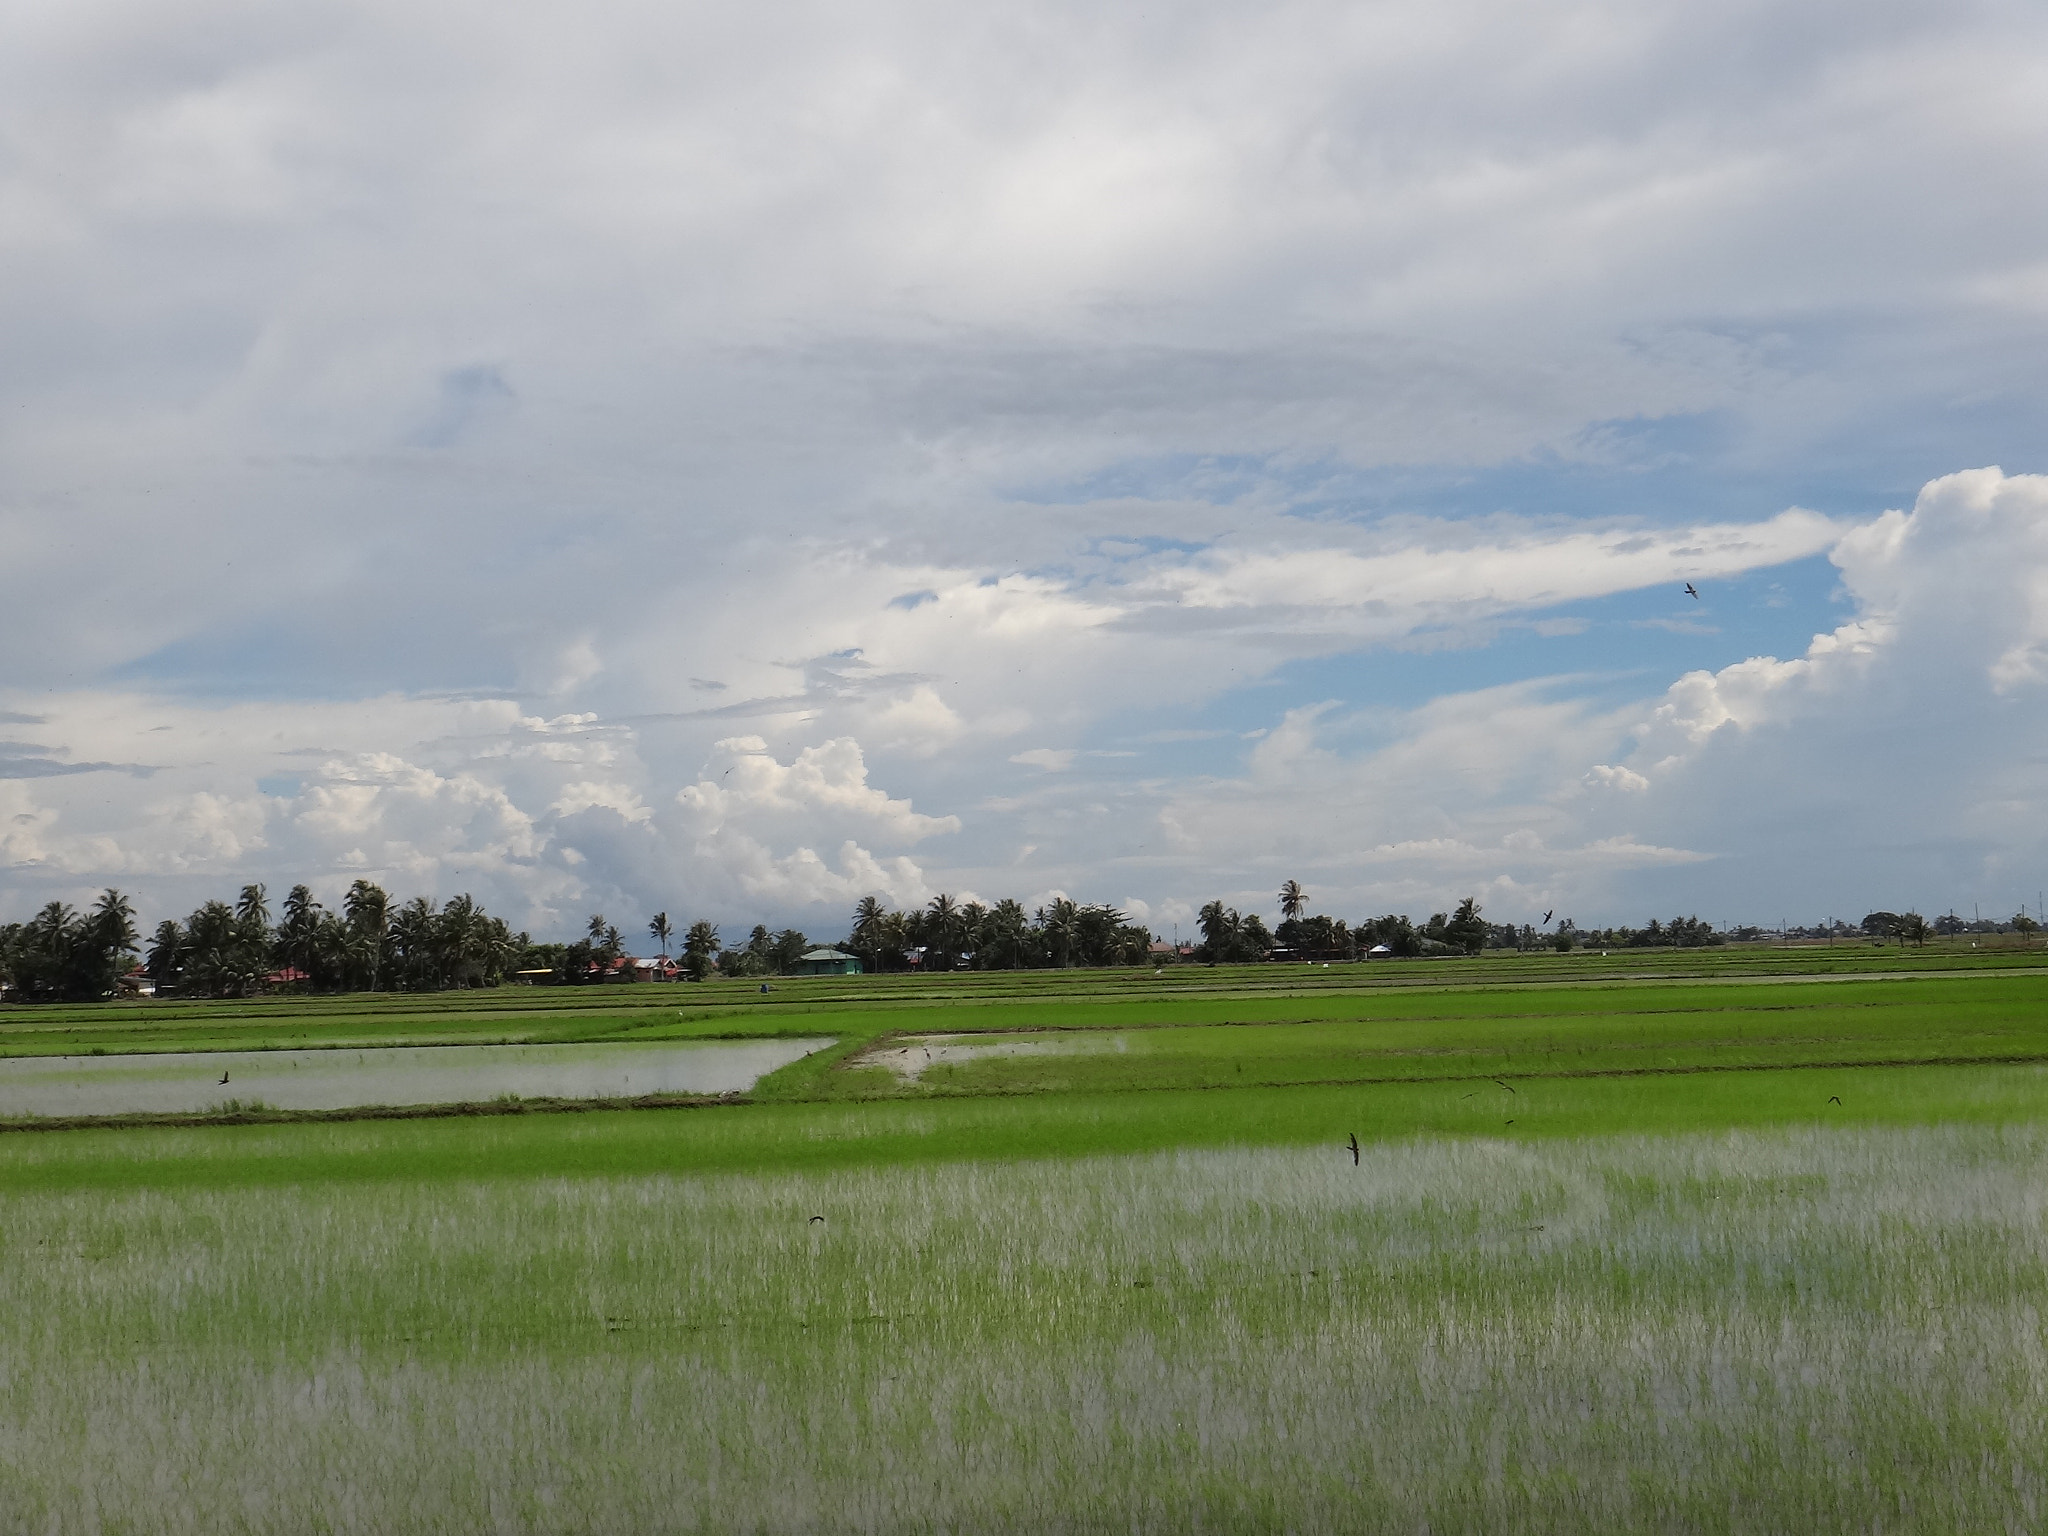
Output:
[{"xmin": 0, "ymin": 1038, "xmax": 835, "ymax": 1118}]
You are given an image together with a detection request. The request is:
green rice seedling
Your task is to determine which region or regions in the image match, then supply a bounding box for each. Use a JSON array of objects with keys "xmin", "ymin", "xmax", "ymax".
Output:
[
  {"xmin": 8, "ymin": 952, "xmax": 2044, "ymax": 1065},
  {"xmin": 4, "ymin": 1059, "xmax": 2047, "ymax": 1191},
  {"xmin": 0, "ymin": 1122, "xmax": 2044, "ymax": 1530}
]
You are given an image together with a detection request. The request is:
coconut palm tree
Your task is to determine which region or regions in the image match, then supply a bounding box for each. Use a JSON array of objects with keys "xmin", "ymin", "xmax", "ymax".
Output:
[
  {"xmin": 1278, "ymin": 880, "xmax": 1305, "ymax": 921},
  {"xmin": 334, "ymin": 919, "xmax": 379, "ymax": 990},
  {"xmin": 681, "ymin": 919, "xmax": 720, "ymax": 980},
  {"xmin": 1197, "ymin": 900, "xmax": 1241, "ymax": 962},
  {"xmin": 278, "ymin": 885, "xmax": 323, "ymax": 979},
  {"xmin": 849, "ymin": 895, "xmax": 886, "ymax": 968},
  {"xmin": 980, "ymin": 899, "xmax": 1031, "ymax": 969},
  {"xmin": 1073, "ymin": 904, "xmax": 1124, "ymax": 967},
  {"xmin": 388, "ymin": 897, "xmax": 436, "ymax": 989},
  {"xmin": 957, "ymin": 901, "xmax": 988, "ymax": 968},
  {"xmin": 146, "ymin": 919, "xmax": 186, "ymax": 990},
  {"xmin": 185, "ymin": 899, "xmax": 257, "ymax": 997},
  {"xmin": 926, "ymin": 893, "xmax": 961, "ymax": 971},
  {"xmin": 344, "ymin": 879, "xmax": 389, "ymax": 991},
  {"xmin": 1038, "ymin": 898, "xmax": 1080, "ymax": 968},
  {"xmin": 236, "ymin": 883, "xmax": 270, "ymax": 930},
  {"xmin": 649, "ymin": 912, "xmax": 673, "ymax": 960},
  {"xmin": 344, "ymin": 879, "xmax": 387, "ymax": 931},
  {"xmin": 484, "ymin": 920, "xmax": 525, "ymax": 985},
  {"xmin": 92, "ymin": 888, "xmax": 138, "ymax": 956},
  {"xmin": 437, "ymin": 894, "xmax": 481, "ymax": 986},
  {"xmin": 876, "ymin": 910, "xmax": 910, "ymax": 971}
]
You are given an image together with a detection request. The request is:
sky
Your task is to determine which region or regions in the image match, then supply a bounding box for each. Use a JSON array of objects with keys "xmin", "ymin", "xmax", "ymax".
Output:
[{"xmin": 4, "ymin": 0, "xmax": 2048, "ymax": 942}]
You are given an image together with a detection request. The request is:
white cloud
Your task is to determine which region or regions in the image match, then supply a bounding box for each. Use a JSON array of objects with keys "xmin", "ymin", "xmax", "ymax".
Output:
[
  {"xmin": 1011, "ymin": 748, "xmax": 1077, "ymax": 772},
  {"xmin": 0, "ymin": 785, "xmax": 55, "ymax": 869},
  {"xmin": 1627, "ymin": 469, "xmax": 2048, "ymax": 768},
  {"xmin": 1119, "ymin": 470, "xmax": 2048, "ymax": 925},
  {"xmin": 708, "ymin": 838, "xmax": 933, "ymax": 911},
  {"xmin": 1138, "ymin": 510, "xmax": 1840, "ymax": 638},
  {"xmin": 7, "ymin": 469, "xmax": 2048, "ymax": 933},
  {"xmin": 5, "ymin": 0, "xmax": 2048, "ymax": 934},
  {"xmin": 676, "ymin": 737, "xmax": 959, "ymax": 843},
  {"xmin": 1583, "ymin": 764, "xmax": 1650, "ymax": 794},
  {"xmin": 547, "ymin": 781, "xmax": 653, "ymax": 824}
]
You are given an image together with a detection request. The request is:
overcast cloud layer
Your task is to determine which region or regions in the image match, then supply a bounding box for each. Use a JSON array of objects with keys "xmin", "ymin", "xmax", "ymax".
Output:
[{"xmin": 4, "ymin": 0, "xmax": 2047, "ymax": 938}]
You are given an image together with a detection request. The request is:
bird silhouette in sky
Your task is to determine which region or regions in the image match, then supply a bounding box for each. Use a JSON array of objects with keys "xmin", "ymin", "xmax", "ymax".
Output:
[
  {"xmin": 1684, "ymin": 582, "xmax": 1700, "ymax": 599},
  {"xmin": 1346, "ymin": 1132, "xmax": 1360, "ymax": 1166},
  {"xmin": 218, "ymin": 1070, "xmax": 229, "ymax": 1085},
  {"xmin": 1542, "ymin": 909, "xmax": 1554, "ymax": 924}
]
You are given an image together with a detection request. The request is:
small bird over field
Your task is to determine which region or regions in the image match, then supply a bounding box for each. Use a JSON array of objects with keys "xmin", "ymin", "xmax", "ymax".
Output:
[
  {"xmin": 1542, "ymin": 909, "xmax": 1554, "ymax": 924},
  {"xmin": 1346, "ymin": 1132, "xmax": 1360, "ymax": 1166},
  {"xmin": 218, "ymin": 1071, "xmax": 229, "ymax": 1085}
]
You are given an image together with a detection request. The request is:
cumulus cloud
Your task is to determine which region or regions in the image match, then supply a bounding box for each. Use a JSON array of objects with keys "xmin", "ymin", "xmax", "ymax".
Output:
[
  {"xmin": 1110, "ymin": 470, "xmax": 2048, "ymax": 926},
  {"xmin": 4, "ymin": 0, "xmax": 2047, "ymax": 933},
  {"xmin": 676, "ymin": 737, "xmax": 958, "ymax": 842},
  {"xmin": 1623, "ymin": 470, "xmax": 2048, "ymax": 765},
  {"xmin": 1133, "ymin": 511, "xmax": 1841, "ymax": 639}
]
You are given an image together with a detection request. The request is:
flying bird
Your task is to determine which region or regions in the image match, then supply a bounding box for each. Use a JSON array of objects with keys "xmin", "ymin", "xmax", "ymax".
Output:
[
  {"xmin": 1347, "ymin": 1132, "xmax": 1360, "ymax": 1166},
  {"xmin": 218, "ymin": 1071, "xmax": 229, "ymax": 1085},
  {"xmin": 1494, "ymin": 1078, "xmax": 1517, "ymax": 1095},
  {"xmin": 1542, "ymin": 910, "xmax": 1554, "ymax": 924},
  {"xmin": 1828, "ymin": 1095, "xmax": 1841, "ymax": 1105},
  {"xmin": 809, "ymin": 1215, "xmax": 826, "ymax": 1224},
  {"xmin": 1684, "ymin": 582, "xmax": 1700, "ymax": 599}
]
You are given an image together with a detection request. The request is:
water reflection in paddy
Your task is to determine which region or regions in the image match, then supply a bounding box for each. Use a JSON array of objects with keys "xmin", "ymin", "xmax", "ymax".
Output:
[{"xmin": 0, "ymin": 1037, "xmax": 835, "ymax": 1118}]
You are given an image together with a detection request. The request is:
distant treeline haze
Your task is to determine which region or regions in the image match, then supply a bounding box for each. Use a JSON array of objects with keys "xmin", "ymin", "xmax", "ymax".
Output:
[{"xmin": 0, "ymin": 880, "xmax": 2027, "ymax": 1001}]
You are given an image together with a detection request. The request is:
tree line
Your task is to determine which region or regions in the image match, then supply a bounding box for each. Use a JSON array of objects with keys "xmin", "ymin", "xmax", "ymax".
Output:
[
  {"xmin": 0, "ymin": 884, "xmax": 1163, "ymax": 999},
  {"xmin": 1196, "ymin": 884, "xmax": 1738, "ymax": 959},
  {"xmin": 1198, "ymin": 886, "xmax": 1499, "ymax": 960},
  {"xmin": 520, "ymin": 892, "xmax": 1158, "ymax": 982},
  {"xmin": 0, "ymin": 883, "xmax": 530, "ymax": 1001},
  {"xmin": 525, "ymin": 912, "xmax": 813, "ymax": 983},
  {"xmin": 10, "ymin": 878, "xmax": 2034, "ymax": 1003},
  {"xmin": 843, "ymin": 893, "xmax": 1155, "ymax": 970},
  {"xmin": 0, "ymin": 890, "xmax": 141, "ymax": 1002}
]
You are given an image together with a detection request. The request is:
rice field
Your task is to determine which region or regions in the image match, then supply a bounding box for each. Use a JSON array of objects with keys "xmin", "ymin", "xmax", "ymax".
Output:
[
  {"xmin": 19, "ymin": 966, "xmax": 2048, "ymax": 1121},
  {"xmin": 5, "ymin": 955, "xmax": 2047, "ymax": 1528},
  {"xmin": 1, "ymin": 1124, "xmax": 2044, "ymax": 1531}
]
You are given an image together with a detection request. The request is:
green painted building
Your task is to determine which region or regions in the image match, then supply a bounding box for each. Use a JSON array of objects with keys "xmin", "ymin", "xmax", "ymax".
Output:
[{"xmin": 796, "ymin": 947, "xmax": 864, "ymax": 976}]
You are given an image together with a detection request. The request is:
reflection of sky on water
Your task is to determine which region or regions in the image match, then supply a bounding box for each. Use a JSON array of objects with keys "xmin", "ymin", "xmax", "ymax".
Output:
[
  {"xmin": 0, "ymin": 1038, "xmax": 834, "ymax": 1118},
  {"xmin": 866, "ymin": 1033, "xmax": 1130, "ymax": 1082}
]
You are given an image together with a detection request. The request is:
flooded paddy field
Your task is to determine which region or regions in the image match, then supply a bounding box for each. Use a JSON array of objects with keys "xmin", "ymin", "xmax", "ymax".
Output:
[
  {"xmin": 0, "ymin": 1037, "xmax": 834, "ymax": 1119},
  {"xmin": 835, "ymin": 968, "xmax": 2048, "ymax": 1100},
  {"xmin": 2, "ymin": 1123, "xmax": 2045, "ymax": 1530},
  {"xmin": 4, "ymin": 956, "xmax": 2048, "ymax": 1528}
]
